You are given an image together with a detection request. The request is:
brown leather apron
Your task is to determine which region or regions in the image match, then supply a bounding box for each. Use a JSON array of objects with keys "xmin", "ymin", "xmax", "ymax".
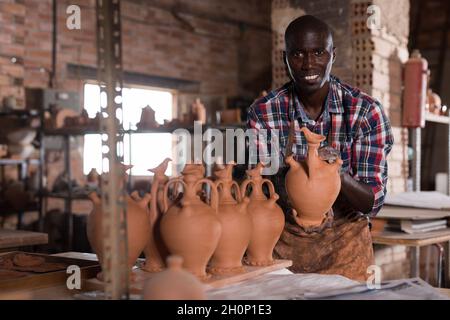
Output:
[{"xmin": 274, "ymin": 213, "xmax": 374, "ymax": 282}]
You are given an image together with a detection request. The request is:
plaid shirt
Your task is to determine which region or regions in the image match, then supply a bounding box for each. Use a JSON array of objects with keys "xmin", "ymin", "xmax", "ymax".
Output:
[{"xmin": 247, "ymin": 75, "xmax": 394, "ymax": 216}]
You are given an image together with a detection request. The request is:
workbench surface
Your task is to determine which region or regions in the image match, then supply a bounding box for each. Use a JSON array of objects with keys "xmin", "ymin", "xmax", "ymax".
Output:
[{"xmin": 0, "ymin": 229, "xmax": 48, "ymax": 249}]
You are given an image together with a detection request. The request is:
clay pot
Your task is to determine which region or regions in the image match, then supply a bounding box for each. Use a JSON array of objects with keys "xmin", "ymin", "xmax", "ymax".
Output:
[
  {"xmin": 217, "ymin": 109, "xmax": 241, "ymax": 124},
  {"xmin": 427, "ymin": 89, "xmax": 442, "ymax": 115},
  {"xmin": 160, "ymin": 164, "xmax": 221, "ymax": 279},
  {"xmin": 55, "ymin": 108, "xmax": 78, "ymax": 128},
  {"xmin": 7, "ymin": 144, "xmax": 35, "ymax": 158},
  {"xmin": 142, "ymin": 255, "xmax": 206, "ymax": 300},
  {"xmin": 86, "ymin": 166, "xmax": 151, "ymax": 279},
  {"xmin": 285, "ymin": 126, "xmax": 343, "ymax": 227},
  {"xmin": 2, "ymin": 95, "xmax": 17, "ymax": 110},
  {"xmin": 208, "ymin": 162, "xmax": 251, "ymax": 275},
  {"xmin": 192, "ymin": 98, "xmax": 206, "ymax": 124},
  {"xmin": 87, "ymin": 168, "xmax": 100, "ymax": 187},
  {"xmin": 142, "ymin": 158, "xmax": 172, "ymax": 272},
  {"xmin": 0, "ymin": 145, "xmax": 7, "ymax": 158},
  {"xmin": 241, "ymin": 163, "xmax": 284, "ymax": 266},
  {"xmin": 137, "ymin": 105, "xmax": 159, "ymax": 129},
  {"xmin": 7, "ymin": 129, "xmax": 36, "ymax": 145}
]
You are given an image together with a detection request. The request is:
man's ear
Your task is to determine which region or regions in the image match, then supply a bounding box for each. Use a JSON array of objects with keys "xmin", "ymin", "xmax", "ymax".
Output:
[{"xmin": 332, "ymin": 47, "xmax": 336, "ymax": 63}]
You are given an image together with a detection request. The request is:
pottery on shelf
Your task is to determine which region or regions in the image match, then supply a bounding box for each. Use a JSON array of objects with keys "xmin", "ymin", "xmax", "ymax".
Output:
[
  {"xmin": 160, "ymin": 164, "xmax": 221, "ymax": 280},
  {"xmin": 241, "ymin": 163, "xmax": 284, "ymax": 266},
  {"xmin": 137, "ymin": 105, "xmax": 159, "ymax": 129},
  {"xmin": 6, "ymin": 128, "xmax": 36, "ymax": 145},
  {"xmin": 142, "ymin": 255, "xmax": 206, "ymax": 300},
  {"xmin": 86, "ymin": 165, "xmax": 151, "ymax": 280},
  {"xmin": 87, "ymin": 168, "xmax": 100, "ymax": 188},
  {"xmin": 285, "ymin": 126, "xmax": 343, "ymax": 227},
  {"xmin": 192, "ymin": 98, "xmax": 206, "ymax": 124},
  {"xmin": 208, "ymin": 162, "xmax": 251, "ymax": 275},
  {"xmin": 142, "ymin": 158, "xmax": 172, "ymax": 272}
]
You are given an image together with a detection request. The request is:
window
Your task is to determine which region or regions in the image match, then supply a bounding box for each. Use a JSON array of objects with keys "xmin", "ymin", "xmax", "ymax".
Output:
[{"xmin": 83, "ymin": 83, "xmax": 174, "ymax": 176}]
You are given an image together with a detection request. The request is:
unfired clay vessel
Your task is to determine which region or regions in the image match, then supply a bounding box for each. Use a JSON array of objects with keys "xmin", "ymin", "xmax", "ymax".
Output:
[
  {"xmin": 142, "ymin": 158, "xmax": 172, "ymax": 272},
  {"xmin": 87, "ymin": 166, "xmax": 151, "ymax": 280},
  {"xmin": 142, "ymin": 255, "xmax": 206, "ymax": 300},
  {"xmin": 241, "ymin": 163, "xmax": 284, "ymax": 266},
  {"xmin": 160, "ymin": 164, "xmax": 221, "ymax": 280},
  {"xmin": 192, "ymin": 98, "xmax": 206, "ymax": 124},
  {"xmin": 208, "ymin": 162, "xmax": 251, "ymax": 275},
  {"xmin": 285, "ymin": 127, "xmax": 343, "ymax": 227}
]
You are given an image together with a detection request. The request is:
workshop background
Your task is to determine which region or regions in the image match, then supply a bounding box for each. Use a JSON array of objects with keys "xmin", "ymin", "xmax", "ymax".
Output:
[{"xmin": 0, "ymin": 0, "xmax": 449, "ymax": 287}]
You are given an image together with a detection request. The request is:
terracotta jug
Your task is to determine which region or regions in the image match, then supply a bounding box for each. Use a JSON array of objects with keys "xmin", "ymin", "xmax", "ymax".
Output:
[
  {"xmin": 241, "ymin": 163, "xmax": 284, "ymax": 266},
  {"xmin": 285, "ymin": 126, "xmax": 343, "ymax": 227},
  {"xmin": 160, "ymin": 164, "xmax": 221, "ymax": 280},
  {"xmin": 87, "ymin": 165, "xmax": 151, "ymax": 280},
  {"xmin": 142, "ymin": 255, "xmax": 206, "ymax": 300},
  {"xmin": 208, "ymin": 162, "xmax": 251, "ymax": 275},
  {"xmin": 192, "ymin": 98, "xmax": 206, "ymax": 124},
  {"xmin": 142, "ymin": 158, "xmax": 172, "ymax": 272}
]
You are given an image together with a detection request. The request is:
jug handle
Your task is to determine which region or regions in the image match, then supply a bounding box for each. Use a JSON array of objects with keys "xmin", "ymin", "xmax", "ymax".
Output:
[
  {"xmin": 262, "ymin": 178, "xmax": 278, "ymax": 200},
  {"xmin": 240, "ymin": 179, "xmax": 256, "ymax": 198},
  {"xmin": 231, "ymin": 181, "xmax": 242, "ymax": 202},
  {"xmin": 215, "ymin": 180, "xmax": 242, "ymax": 202},
  {"xmin": 162, "ymin": 178, "xmax": 185, "ymax": 213},
  {"xmin": 195, "ymin": 178, "xmax": 218, "ymax": 212}
]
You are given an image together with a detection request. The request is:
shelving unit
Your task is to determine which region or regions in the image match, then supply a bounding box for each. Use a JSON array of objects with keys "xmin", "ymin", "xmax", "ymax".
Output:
[
  {"xmin": 38, "ymin": 122, "xmax": 247, "ymax": 250},
  {"xmin": 0, "ymin": 109, "xmax": 42, "ymax": 231},
  {"xmin": 0, "ymin": 158, "xmax": 41, "ymax": 229},
  {"xmin": 1, "ymin": 104, "xmax": 246, "ymax": 240}
]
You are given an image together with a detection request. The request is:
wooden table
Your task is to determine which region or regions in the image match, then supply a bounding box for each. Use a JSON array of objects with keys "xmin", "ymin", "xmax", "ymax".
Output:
[
  {"xmin": 0, "ymin": 229, "xmax": 48, "ymax": 250},
  {"xmin": 1, "ymin": 252, "xmax": 449, "ymax": 300},
  {"xmin": 0, "ymin": 252, "xmax": 293, "ymax": 299}
]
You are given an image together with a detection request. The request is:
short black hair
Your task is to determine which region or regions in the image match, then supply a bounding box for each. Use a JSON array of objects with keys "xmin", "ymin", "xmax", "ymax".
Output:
[{"xmin": 284, "ymin": 15, "xmax": 333, "ymax": 50}]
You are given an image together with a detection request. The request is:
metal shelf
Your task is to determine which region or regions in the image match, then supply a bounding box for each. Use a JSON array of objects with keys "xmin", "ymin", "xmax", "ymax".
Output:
[
  {"xmin": 0, "ymin": 109, "xmax": 39, "ymax": 117},
  {"xmin": 42, "ymin": 123, "xmax": 247, "ymax": 136},
  {"xmin": 41, "ymin": 191, "xmax": 91, "ymax": 200},
  {"xmin": 0, "ymin": 158, "xmax": 40, "ymax": 165},
  {"xmin": 425, "ymin": 112, "xmax": 450, "ymax": 124}
]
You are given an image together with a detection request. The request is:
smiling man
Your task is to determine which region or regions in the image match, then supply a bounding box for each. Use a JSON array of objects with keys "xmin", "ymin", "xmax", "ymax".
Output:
[{"xmin": 246, "ymin": 15, "xmax": 394, "ymax": 281}]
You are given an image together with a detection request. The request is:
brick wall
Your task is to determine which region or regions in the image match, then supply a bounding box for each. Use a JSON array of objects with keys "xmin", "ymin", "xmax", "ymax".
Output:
[
  {"xmin": 1, "ymin": 0, "xmax": 272, "ymax": 216},
  {"xmin": 22, "ymin": 0, "xmax": 272, "ymax": 98},
  {"xmin": 0, "ymin": 0, "xmax": 26, "ymax": 108}
]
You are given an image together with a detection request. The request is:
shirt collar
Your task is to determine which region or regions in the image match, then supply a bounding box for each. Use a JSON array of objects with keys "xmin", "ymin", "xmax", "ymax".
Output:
[{"xmin": 290, "ymin": 75, "xmax": 344, "ymax": 119}]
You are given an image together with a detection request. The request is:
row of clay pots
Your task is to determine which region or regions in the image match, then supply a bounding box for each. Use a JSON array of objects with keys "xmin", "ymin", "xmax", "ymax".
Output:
[
  {"xmin": 160, "ymin": 161, "xmax": 285, "ymax": 279},
  {"xmin": 86, "ymin": 159, "xmax": 285, "ymax": 281}
]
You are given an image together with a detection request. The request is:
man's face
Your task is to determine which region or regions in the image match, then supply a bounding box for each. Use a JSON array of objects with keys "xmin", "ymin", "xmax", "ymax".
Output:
[{"xmin": 284, "ymin": 30, "xmax": 335, "ymax": 93}]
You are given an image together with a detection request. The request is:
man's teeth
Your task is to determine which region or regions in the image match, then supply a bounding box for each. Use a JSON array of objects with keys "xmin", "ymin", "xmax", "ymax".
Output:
[{"xmin": 304, "ymin": 75, "xmax": 319, "ymax": 80}]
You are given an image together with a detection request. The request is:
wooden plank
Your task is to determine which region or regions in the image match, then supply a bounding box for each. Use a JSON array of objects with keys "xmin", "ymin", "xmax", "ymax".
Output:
[
  {"xmin": 52, "ymin": 252, "xmax": 98, "ymax": 261},
  {"xmin": 204, "ymin": 260, "xmax": 293, "ymax": 289},
  {"xmin": 0, "ymin": 252, "xmax": 100, "ymax": 292},
  {"xmin": 0, "ymin": 229, "xmax": 48, "ymax": 249},
  {"xmin": 372, "ymin": 228, "xmax": 450, "ymax": 246},
  {"xmin": 378, "ymin": 206, "xmax": 450, "ymax": 220},
  {"xmin": 84, "ymin": 259, "xmax": 293, "ymax": 294}
]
